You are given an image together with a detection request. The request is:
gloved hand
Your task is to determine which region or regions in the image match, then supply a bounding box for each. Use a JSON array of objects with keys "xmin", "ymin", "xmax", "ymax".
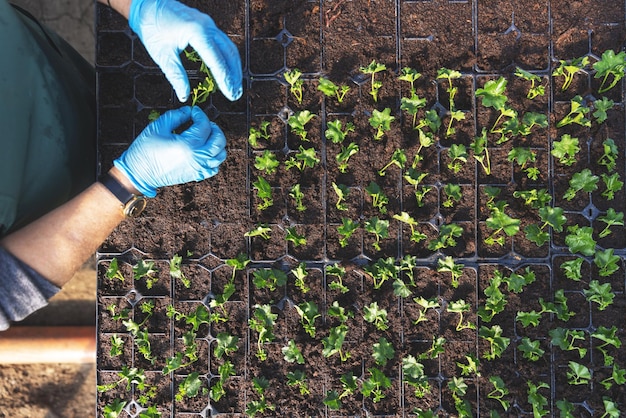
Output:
[
  {"xmin": 114, "ymin": 106, "xmax": 227, "ymax": 198},
  {"xmin": 129, "ymin": 0, "xmax": 243, "ymax": 102}
]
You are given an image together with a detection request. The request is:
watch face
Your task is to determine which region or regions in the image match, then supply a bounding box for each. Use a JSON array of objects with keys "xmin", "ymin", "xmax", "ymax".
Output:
[{"xmin": 124, "ymin": 197, "xmax": 147, "ymax": 218}]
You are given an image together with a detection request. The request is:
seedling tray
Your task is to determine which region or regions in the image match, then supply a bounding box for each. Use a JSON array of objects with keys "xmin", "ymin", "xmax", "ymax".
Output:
[{"xmin": 96, "ymin": 0, "xmax": 626, "ymax": 416}]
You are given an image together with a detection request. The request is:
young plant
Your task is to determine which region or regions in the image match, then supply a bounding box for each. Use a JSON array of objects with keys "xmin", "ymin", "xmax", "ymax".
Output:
[
  {"xmin": 401, "ymin": 92, "xmax": 427, "ymax": 127},
  {"xmin": 404, "ymin": 168, "xmax": 433, "ymax": 207},
  {"xmin": 332, "ymin": 182, "xmax": 350, "ymax": 211},
  {"xmin": 248, "ymin": 120, "xmax": 271, "ymax": 148},
  {"xmin": 518, "ymin": 337, "xmax": 545, "ymax": 362},
  {"xmin": 592, "ymin": 325, "xmax": 622, "ymax": 367},
  {"xmin": 478, "ymin": 269, "xmax": 506, "ymax": 322},
  {"xmin": 584, "ymin": 280, "xmax": 615, "ymax": 310},
  {"xmin": 285, "ymin": 145, "xmax": 320, "ymax": 171},
  {"xmin": 279, "ymin": 339, "xmax": 304, "ymax": 365},
  {"xmin": 286, "ymin": 370, "xmax": 310, "ymax": 395},
  {"xmin": 103, "ymin": 399, "xmax": 126, "ymax": 418},
  {"xmin": 508, "ymin": 146, "xmax": 539, "ymax": 180},
  {"xmin": 527, "ymin": 381, "xmax": 550, "ymax": 417},
  {"xmin": 594, "ymin": 248, "xmax": 620, "ymax": 277},
  {"xmin": 485, "ymin": 204, "xmax": 520, "ymax": 246},
  {"xmin": 248, "ymin": 304, "xmax": 277, "ymax": 361},
  {"xmin": 446, "ymin": 299, "xmax": 475, "ymax": 331},
  {"xmin": 339, "ymin": 372, "xmax": 359, "ymax": 399},
  {"xmin": 175, "ymin": 372, "xmax": 206, "ymax": 402},
  {"xmin": 565, "ymin": 224, "xmax": 596, "ymax": 256},
  {"xmin": 214, "ymin": 332, "xmax": 239, "ymax": 359},
  {"xmin": 418, "ymin": 336, "xmax": 446, "ymax": 360},
  {"xmin": 448, "ymin": 376, "xmax": 472, "ymax": 417},
  {"xmin": 360, "ymin": 60, "xmax": 387, "ymax": 102},
  {"xmin": 601, "ymin": 172, "xmax": 624, "ymax": 200},
  {"xmin": 285, "ymin": 227, "xmax": 307, "ymax": 247},
  {"xmin": 361, "ymin": 367, "xmax": 392, "ymax": 403},
  {"xmin": 323, "ymin": 390, "xmax": 341, "ymax": 410},
  {"xmin": 556, "ymin": 95, "xmax": 591, "ymax": 128},
  {"xmin": 363, "ymin": 301, "xmax": 389, "ymax": 331},
  {"xmin": 525, "ymin": 205, "xmax": 567, "ymax": 247},
  {"xmin": 399, "ymin": 67, "xmax": 422, "ymax": 95},
  {"xmin": 244, "ymin": 223, "xmax": 272, "ymax": 240},
  {"xmin": 442, "ymin": 183, "xmax": 462, "ymax": 208},
  {"xmin": 394, "ymin": 211, "xmax": 427, "ymax": 243},
  {"xmin": 593, "ymin": 97, "xmax": 615, "ymax": 124},
  {"xmin": 337, "ymin": 217, "xmax": 359, "ymax": 248},
  {"xmin": 369, "ymin": 107, "xmax": 395, "ymax": 140},
  {"xmin": 336, "ymin": 142, "xmax": 359, "ymax": 173},
  {"xmin": 437, "ymin": 67, "xmax": 462, "ymax": 110},
  {"xmin": 515, "ymin": 67, "xmax": 545, "ymax": 99},
  {"xmin": 402, "ymin": 355, "xmax": 430, "ymax": 398},
  {"xmin": 412, "ymin": 296, "xmax": 440, "ymax": 325},
  {"xmin": 326, "ymin": 263, "xmax": 349, "ymax": 294},
  {"xmin": 252, "ymin": 176, "xmax": 273, "ymax": 210},
  {"xmin": 593, "ymin": 49, "xmax": 626, "ymax": 93},
  {"xmin": 322, "ymin": 324, "xmax": 350, "ymax": 361},
  {"xmin": 246, "ymin": 376, "xmax": 275, "ymax": 416},
  {"xmin": 479, "ymin": 325, "xmax": 510, "ymax": 360},
  {"xmin": 364, "ymin": 216, "xmax": 390, "ymax": 251},
  {"xmin": 132, "ymin": 259, "xmax": 158, "ymax": 289},
  {"xmin": 294, "ymin": 301, "xmax": 321, "ymax": 338},
  {"xmin": 254, "ymin": 150, "xmax": 279, "ymax": 175},
  {"xmin": 364, "ymin": 256, "xmax": 399, "ymax": 290},
  {"xmin": 372, "ymin": 337, "xmax": 395, "ymax": 367},
  {"xmin": 106, "ymin": 258, "xmax": 126, "ymax": 282},
  {"xmin": 252, "ymin": 268, "xmax": 287, "ymax": 291},
  {"xmin": 598, "ymin": 208, "xmax": 625, "ymax": 238},
  {"xmin": 291, "ymin": 262, "xmax": 310, "ymax": 293},
  {"xmin": 325, "ymin": 119, "xmax": 355, "ymax": 144},
  {"xmin": 289, "ymin": 184, "xmax": 306, "ymax": 212},
  {"xmin": 551, "ymin": 134, "xmax": 580, "ymax": 166},
  {"xmin": 169, "ymin": 254, "xmax": 190, "ymax": 288},
  {"xmin": 190, "ymin": 76, "xmax": 216, "ymax": 107},
  {"xmin": 563, "ymin": 168, "xmax": 599, "ymax": 200},
  {"xmin": 567, "ymin": 361, "xmax": 591, "ymax": 385},
  {"xmin": 470, "ymin": 128, "xmax": 491, "ymax": 175},
  {"xmin": 284, "ymin": 68, "xmax": 304, "ymax": 103},
  {"xmin": 109, "ymin": 334, "xmax": 125, "ymax": 357},
  {"xmin": 552, "ymin": 56, "xmax": 589, "ymax": 91},
  {"xmin": 210, "ymin": 360, "xmax": 235, "ymax": 402},
  {"xmin": 560, "ymin": 257, "xmax": 584, "ymax": 281},
  {"xmin": 378, "ymin": 148, "xmax": 407, "ymax": 176},
  {"xmin": 411, "ymin": 127, "xmax": 436, "ymax": 166},
  {"xmin": 550, "ymin": 327, "xmax": 587, "ymax": 358},
  {"xmin": 288, "ymin": 110, "xmax": 316, "ymax": 141},
  {"xmin": 488, "ymin": 376, "xmax": 511, "ymax": 412},
  {"xmin": 318, "ymin": 77, "xmax": 350, "ymax": 103},
  {"xmin": 446, "ymin": 144, "xmax": 468, "ymax": 173},
  {"xmin": 427, "ymin": 222, "xmax": 464, "ymax": 251},
  {"xmin": 598, "ymin": 138, "xmax": 619, "ymax": 171},
  {"xmin": 456, "ymin": 354, "xmax": 480, "ymax": 377},
  {"xmin": 437, "ymin": 256, "xmax": 464, "ymax": 288}
]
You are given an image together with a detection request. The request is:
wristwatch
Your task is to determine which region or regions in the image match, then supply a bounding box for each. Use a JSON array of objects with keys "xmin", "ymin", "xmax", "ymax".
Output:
[{"xmin": 99, "ymin": 172, "xmax": 147, "ymax": 218}]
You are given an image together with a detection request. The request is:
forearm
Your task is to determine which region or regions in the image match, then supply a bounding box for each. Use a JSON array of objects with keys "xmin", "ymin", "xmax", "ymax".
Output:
[
  {"xmin": 98, "ymin": 0, "xmax": 132, "ymax": 19},
  {"xmin": 0, "ymin": 168, "xmax": 135, "ymax": 288}
]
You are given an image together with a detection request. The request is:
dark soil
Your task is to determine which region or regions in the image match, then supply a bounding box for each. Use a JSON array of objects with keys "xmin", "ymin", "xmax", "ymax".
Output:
[{"xmin": 96, "ymin": 0, "xmax": 626, "ymax": 416}]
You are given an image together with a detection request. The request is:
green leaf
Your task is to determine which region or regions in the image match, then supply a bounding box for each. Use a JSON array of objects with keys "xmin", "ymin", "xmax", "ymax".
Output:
[
  {"xmin": 372, "ymin": 337, "xmax": 395, "ymax": 366},
  {"xmin": 476, "ymin": 77, "xmax": 508, "ymax": 109},
  {"xmin": 593, "ymin": 49, "xmax": 626, "ymax": 93},
  {"xmin": 565, "ymin": 225, "xmax": 596, "ymax": 256}
]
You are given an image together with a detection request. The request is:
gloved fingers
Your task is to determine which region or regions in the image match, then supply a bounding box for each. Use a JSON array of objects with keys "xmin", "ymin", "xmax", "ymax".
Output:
[
  {"xmin": 150, "ymin": 106, "xmax": 192, "ymax": 134},
  {"xmin": 201, "ymin": 121, "xmax": 227, "ymax": 160},
  {"xmin": 180, "ymin": 106, "xmax": 212, "ymax": 144},
  {"xmin": 190, "ymin": 29, "xmax": 243, "ymax": 101},
  {"xmin": 151, "ymin": 48, "xmax": 192, "ymax": 102}
]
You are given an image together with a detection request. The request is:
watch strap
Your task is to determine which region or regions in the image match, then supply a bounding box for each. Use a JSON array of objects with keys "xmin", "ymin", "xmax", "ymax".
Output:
[{"xmin": 99, "ymin": 172, "xmax": 137, "ymax": 205}]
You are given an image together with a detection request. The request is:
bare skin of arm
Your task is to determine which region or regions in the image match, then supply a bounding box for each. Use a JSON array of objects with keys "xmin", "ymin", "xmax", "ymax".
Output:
[
  {"xmin": 97, "ymin": 0, "xmax": 132, "ymax": 19},
  {"xmin": 0, "ymin": 168, "xmax": 140, "ymax": 288}
]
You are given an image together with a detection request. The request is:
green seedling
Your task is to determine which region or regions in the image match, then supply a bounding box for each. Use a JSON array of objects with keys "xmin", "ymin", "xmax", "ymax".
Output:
[
  {"xmin": 147, "ymin": 109, "xmax": 161, "ymax": 122},
  {"xmin": 209, "ymin": 360, "xmax": 235, "ymax": 402},
  {"xmin": 291, "ymin": 262, "xmax": 309, "ymax": 293},
  {"xmin": 437, "ymin": 256, "xmax": 464, "ymax": 289},
  {"xmin": 248, "ymin": 120, "xmax": 271, "ymax": 148},
  {"xmin": 418, "ymin": 336, "xmax": 446, "ymax": 360},
  {"xmin": 411, "ymin": 126, "xmax": 436, "ymax": 166},
  {"xmin": 565, "ymin": 224, "xmax": 596, "ymax": 256},
  {"xmin": 446, "ymin": 144, "xmax": 468, "ymax": 174},
  {"xmin": 286, "ymin": 370, "xmax": 309, "ymax": 395},
  {"xmin": 551, "ymin": 134, "xmax": 580, "ymax": 166},
  {"xmin": 598, "ymin": 138, "xmax": 619, "ymax": 172},
  {"xmin": 601, "ymin": 172, "xmax": 624, "ymax": 200},
  {"xmin": 190, "ymin": 76, "xmax": 216, "ymax": 107},
  {"xmin": 252, "ymin": 268, "xmax": 287, "ymax": 291},
  {"xmin": 526, "ymin": 381, "xmax": 549, "ymax": 418},
  {"xmin": 364, "ymin": 256, "xmax": 399, "ymax": 290},
  {"xmin": 325, "ymin": 119, "xmax": 355, "ymax": 144},
  {"xmin": 400, "ymin": 254, "xmax": 420, "ymax": 287},
  {"xmin": 169, "ymin": 254, "xmax": 190, "ymax": 288},
  {"xmin": 394, "ymin": 211, "xmax": 427, "ymax": 244},
  {"xmin": 318, "ymin": 77, "xmax": 350, "ymax": 103},
  {"xmin": 403, "ymin": 355, "xmax": 429, "ymax": 397},
  {"xmin": 379, "ymin": 148, "xmax": 407, "ymax": 176},
  {"xmin": 285, "ymin": 145, "xmax": 320, "ymax": 171},
  {"xmin": 289, "ymin": 184, "xmax": 306, "ymax": 212},
  {"xmin": 593, "ymin": 49, "xmax": 626, "ymax": 93},
  {"xmin": 285, "ymin": 227, "xmax": 307, "ymax": 247},
  {"xmin": 552, "ymin": 56, "xmax": 589, "ymax": 91},
  {"xmin": 399, "ymin": 67, "xmax": 422, "ymax": 95},
  {"xmin": 592, "ymin": 325, "xmax": 622, "ymax": 367},
  {"xmin": 508, "ymin": 147, "xmax": 538, "ymax": 180},
  {"xmin": 365, "ymin": 182, "xmax": 389, "ymax": 214},
  {"xmin": 106, "ymin": 258, "xmax": 126, "ymax": 282},
  {"xmin": 598, "ymin": 208, "xmax": 624, "ymax": 238},
  {"xmin": 567, "ymin": 361, "xmax": 591, "ymax": 385},
  {"xmin": 593, "ymin": 97, "xmax": 615, "ymax": 124},
  {"xmin": 364, "ymin": 216, "xmax": 389, "ymax": 251},
  {"xmin": 447, "ymin": 299, "xmax": 475, "ymax": 331},
  {"xmin": 560, "ymin": 257, "xmax": 584, "ymax": 281},
  {"xmin": 214, "ymin": 332, "xmax": 239, "ymax": 359},
  {"xmin": 488, "ymin": 376, "xmax": 511, "ymax": 412},
  {"xmin": 442, "ymin": 183, "xmax": 462, "ymax": 208},
  {"xmin": 252, "ymin": 176, "xmax": 273, "ymax": 210},
  {"xmin": 477, "ymin": 269, "xmax": 506, "ymax": 322},
  {"xmin": 288, "ymin": 110, "xmax": 316, "ymax": 141},
  {"xmin": 502, "ymin": 267, "xmax": 536, "ymax": 294},
  {"xmin": 372, "ymin": 337, "xmax": 395, "ymax": 367},
  {"xmin": 470, "ymin": 127, "xmax": 491, "ymax": 175},
  {"xmin": 556, "ymin": 95, "xmax": 591, "ymax": 127},
  {"xmin": 412, "ymin": 296, "xmax": 440, "ymax": 325},
  {"xmin": 369, "ymin": 107, "xmax": 395, "ymax": 140},
  {"xmin": 327, "ymin": 300, "xmax": 354, "ymax": 324},
  {"xmin": 363, "ymin": 301, "xmax": 389, "ymax": 331},
  {"xmin": 323, "ymin": 390, "xmax": 341, "ymax": 410},
  {"xmin": 361, "ymin": 367, "xmax": 391, "ymax": 403},
  {"xmin": 479, "ymin": 325, "xmax": 510, "ymax": 360},
  {"xmin": 284, "ymin": 68, "xmax": 304, "ymax": 103},
  {"xmin": 563, "ymin": 168, "xmax": 599, "ymax": 200},
  {"xmin": 282, "ymin": 339, "xmax": 304, "ymax": 364},
  {"xmin": 584, "ymin": 280, "xmax": 615, "ymax": 310},
  {"xmin": 445, "ymin": 109, "xmax": 466, "ymax": 137},
  {"xmin": 249, "ymin": 304, "xmax": 277, "ymax": 361},
  {"xmin": 601, "ymin": 396, "xmax": 621, "ymax": 418},
  {"xmin": 550, "ymin": 327, "xmax": 587, "ymax": 358},
  {"xmin": 246, "ymin": 376, "xmax": 275, "ymax": 416},
  {"xmin": 322, "ymin": 324, "xmax": 350, "ymax": 361},
  {"xmin": 524, "ymin": 205, "xmax": 567, "ymax": 247},
  {"xmin": 448, "ymin": 376, "xmax": 472, "ymax": 417},
  {"xmin": 594, "ymin": 248, "xmax": 620, "ymax": 276},
  {"xmin": 132, "ymin": 259, "xmax": 158, "ymax": 289},
  {"xmin": 513, "ymin": 187, "xmax": 551, "ymax": 209},
  {"xmin": 437, "ymin": 67, "xmax": 462, "ymax": 110},
  {"xmin": 337, "ymin": 217, "xmax": 359, "ymax": 248},
  {"xmin": 515, "ymin": 67, "xmax": 545, "ymax": 99},
  {"xmin": 109, "ymin": 334, "xmax": 124, "ymax": 357},
  {"xmin": 294, "ymin": 301, "xmax": 320, "ymax": 338},
  {"xmin": 360, "ymin": 60, "xmax": 387, "ymax": 102},
  {"xmin": 600, "ymin": 364, "xmax": 626, "ymax": 390},
  {"xmin": 97, "ymin": 365, "xmax": 148, "ymax": 393},
  {"xmin": 225, "ymin": 252, "xmax": 249, "ymax": 283},
  {"xmin": 175, "ymin": 372, "xmax": 206, "ymax": 402},
  {"xmin": 339, "ymin": 372, "xmax": 358, "ymax": 399},
  {"xmin": 326, "ymin": 263, "xmax": 349, "ymax": 294},
  {"xmin": 103, "ymin": 399, "xmax": 126, "ymax": 418},
  {"xmin": 401, "ymin": 92, "xmax": 427, "ymax": 127},
  {"xmin": 556, "ymin": 399, "xmax": 575, "ymax": 417},
  {"xmin": 456, "ymin": 354, "xmax": 480, "ymax": 377},
  {"xmin": 336, "ymin": 142, "xmax": 359, "ymax": 173},
  {"xmin": 428, "ymin": 222, "xmax": 463, "ymax": 251},
  {"xmin": 332, "ymin": 182, "xmax": 350, "ymax": 211},
  {"xmin": 485, "ymin": 204, "xmax": 520, "ymax": 246},
  {"xmin": 404, "ymin": 168, "xmax": 433, "ymax": 207},
  {"xmin": 518, "ymin": 337, "xmax": 545, "ymax": 362},
  {"xmin": 254, "ymin": 150, "xmax": 279, "ymax": 175},
  {"xmin": 244, "ymin": 223, "xmax": 272, "ymax": 240}
]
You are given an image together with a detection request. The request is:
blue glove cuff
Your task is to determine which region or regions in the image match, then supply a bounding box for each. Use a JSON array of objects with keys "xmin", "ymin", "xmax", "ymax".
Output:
[{"xmin": 112, "ymin": 160, "xmax": 157, "ymax": 198}]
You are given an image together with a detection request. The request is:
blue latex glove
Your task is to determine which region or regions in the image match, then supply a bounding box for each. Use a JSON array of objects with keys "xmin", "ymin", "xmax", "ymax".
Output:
[
  {"xmin": 129, "ymin": 0, "xmax": 243, "ymax": 102},
  {"xmin": 114, "ymin": 106, "xmax": 226, "ymax": 198}
]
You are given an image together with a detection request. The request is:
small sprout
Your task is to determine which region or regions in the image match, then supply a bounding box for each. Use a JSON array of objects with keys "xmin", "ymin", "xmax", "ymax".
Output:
[
  {"xmin": 400, "ymin": 93, "xmax": 427, "ymax": 127},
  {"xmin": 597, "ymin": 208, "xmax": 625, "ymax": 238},
  {"xmin": 446, "ymin": 144, "xmax": 468, "ymax": 174},
  {"xmin": 437, "ymin": 67, "xmax": 462, "ymax": 110},
  {"xmin": 567, "ymin": 361, "xmax": 591, "ymax": 385},
  {"xmin": 565, "ymin": 224, "xmax": 596, "ymax": 256},
  {"xmin": 552, "ymin": 134, "xmax": 580, "ymax": 166},
  {"xmin": 418, "ymin": 336, "xmax": 446, "ymax": 360},
  {"xmin": 470, "ymin": 127, "xmax": 491, "ymax": 175},
  {"xmin": 488, "ymin": 376, "xmax": 511, "ymax": 411},
  {"xmin": 170, "ymin": 254, "xmax": 190, "ymax": 288},
  {"xmin": 175, "ymin": 372, "xmax": 205, "ymax": 402},
  {"xmin": 601, "ymin": 172, "xmax": 624, "ymax": 200},
  {"xmin": 285, "ymin": 227, "xmax": 306, "ymax": 247},
  {"xmin": 147, "ymin": 109, "xmax": 161, "ymax": 122},
  {"xmin": 442, "ymin": 183, "xmax": 462, "ymax": 208},
  {"xmin": 286, "ymin": 370, "xmax": 310, "ymax": 395},
  {"xmin": 339, "ymin": 372, "xmax": 358, "ymax": 399},
  {"xmin": 244, "ymin": 223, "xmax": 272, "ymax": 240},
  {"xmin": 337, "ymin": 217, "xmax": 359, "ymax": 248},
  {"xmin": 190, "ymin": 76, "xmax": 216, "ymax": 107},
  {"xmin": 485, "ymin": 204, "xmax": 520, "ymax": 246},
  {"xmin": 508, "ymin": 147, "xmax": 538, "ymax": 180},
  {"xmin": 284, "ymin": 68, "xmax": 304, "ymax": 103},
  {"xmin": 336, "ymin": 142, "xmax": 359, "ymax": 173},
  {"xmin": 246, "ymin": 376, "xmax": 275, "ymax": 416},
  {"xmin": 361, "ymin": 367, "xmax": 391, "ymax": 403},
  {"xmin": 515, "ymin": 67, "xmax": 545, "ymax": 99},
  {"xmin": 326, "ymin": 263, "xmax": 349, "ymax": 294},
  {"xmin": 214, "ymin": 332, "xmax": 239, "ymax": 359},
  {"xmin": 103, "ymin": 399, "xmax": 126, "ymax": 418},
  {"xmin": 285, "ymin": 145, "xmax": 320, "ymax": 171},
  {"xmin": 427, "ymin": 222, "xmax": 464, "ymax": 251},
  {"xmin": 364, "ymin": 216, "xmax": 390, "ymax": 251},
  {"xmin": 322, "ymin": 324, "xmax": 350, "ymax": 361},
  {"xmin": 593, "ymin": 97, "xmax": 615, "ymax": 124},
  {"xmin": 332, "ymin": 182, "xmax": 350, "ymax": 211},
  {"xmin": 411, "ymin": 127, "xmax": 436, "ymax": 166},
  {"xmin": 412, "ymin": 296, "xmax": 440, "ymax": 325},
  {"xmin": 106, "ymin": 258, "xmax": 126, "ymax": 282},
  {"xmin": 563, "ymin": 168, "xmax": 599, "ymax": 201},
  {"xmin": 404, "ymin": 168, "xmax": 433, "ymax": 208},
  {"xmin": 394, "ymin": 211, "xmax": 427, "ymax": 244},
  {"xmin": 556, "ymin": 95, "xmax": 591, "ymax": 128},
  {"xmin": 109, "ymin": 334, "xmax": 124, "ymax": 357},
  {"xmin": 518, "ymin": 337, "xmax": 545, "ymax": 362},
  {"xmin": 249, "ymin": 120, "xmax": 271, "ymax": 148},
  {"xmin": 288, "ymin": 110, "xmax": 316, "ymax": 142},
  {"xmin": 210, "ymin": 360, "xmax": 235, "ymax": 401},
  {"xmin": 289, "ymin": 184, "xmax": 306, "ymax": 212},
  {"xmin": 479, "ymin": 325, "xmax": 510, "ymax": 360},
  {"xmin": 365, "ymin": 181, "xmax": 389, "ymax": 214},
  {"xmin": 291, "ymin": 262, "xmax": 310, "ymax": 293},
  {"xmin": 369, "ymin": 107, "xmax": 395, "ymax": 140},
  {"xmin": 294, "ymin": 301, "xmax": 321, "ymax": 338},
  {"xmin": 378, "ymin": 148, "xmax": 406, "ymax": 176},
  {"xmin": 363, "ymin": 301, "xmax": 389, "ymax": 331},
  {"xmin": 446, "ymin": 299, "xmax": 475, "ymax": 331},
  {"xmin": 318, "ymin": 77, "xmax": 350, "ymax": 103},
  {"xmin": 598, "ymin": 138, "xmax": 619, "ymax": 172},
  {"xmin": 552, "ymin": 55, "xmax": 589, "ymax": 91},
  {"xmin": 560, "ymin": 257, "xmax": 584, "ymax": 281},
  {"xmin": 584, "ymin": 280, "xmax": 615, "ymax": 310},
  {"xmin": 282, "ymin": 339, "xmax": 304, "ymax": 364},
  {"xmin": 550, "ymin": 327, "xmax": 587, "ymax": 358},
  {"xmin": 526, "ymin": 381, "xmax": 550, "ymax": 418},
  {"xmin": 364, "ymin": 256, "xmax": 399, "ymax": 289},
  {"xmin": 360, "ymin": 59, "xmax": 387, "ymax": 102},
  {"xmin": 399, "ymin": 67, "xmax": 422, "ymax": 95},
  {"xmin": 252, "ymin": 176, "xmax": 273, "ymax": 210},
  {"xmin": 593, "ymin": 49, "xmax": 626, "ymax": 93},
  {"xmin": 594, "ymin": 248, "xmax": 621, "ymax": 277},
  {"xmin": 437, "ymin": 256, "xmax": 464, "ymax": 288},
  {"xmin": 254, "ymin": 150, "xmax": 279, "ymax": 175},
  {"xmin": 132, "ymin": 259, "xmax": 158, "ymax": 289},
  {"xmin": 325, "ymin": 119, "xmax": 355, "ymax": 144}
]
